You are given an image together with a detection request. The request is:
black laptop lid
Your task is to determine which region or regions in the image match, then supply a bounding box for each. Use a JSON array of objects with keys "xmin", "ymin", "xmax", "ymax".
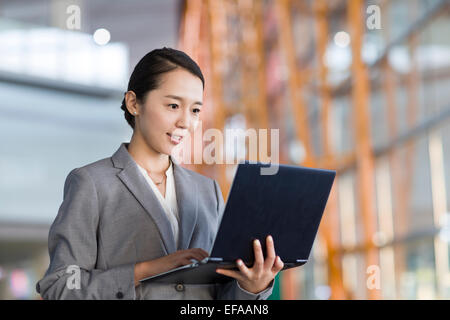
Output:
[{"xmin": 210, "ymin": 162, "xmax": 336, "ymax": 264}]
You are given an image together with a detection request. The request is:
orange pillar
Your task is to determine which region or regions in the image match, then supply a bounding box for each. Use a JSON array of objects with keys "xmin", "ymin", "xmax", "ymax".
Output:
[
  {"xmin": 348, "ymin": 0, "xmax": 381, "ymax": 300},
  {"xmin": 207, "ymin": 0, "xmax": 229, "ymax": 196},
  {"xmin": 314, "ymin": 0, "xmax": 347, "ymax": 299}
]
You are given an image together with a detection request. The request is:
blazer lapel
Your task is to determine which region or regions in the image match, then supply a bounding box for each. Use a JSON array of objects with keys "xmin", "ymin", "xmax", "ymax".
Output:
[
  {"xmin": 172, "ymin": 159, "xmax": 198, "ymax": 250},
  {"xmin": 111, "ymin": 143, "xmax": 199, "ymax": 254},
  {"xmin": 112, "ymin": 143, "xmax": 176, "ymax": 254}
]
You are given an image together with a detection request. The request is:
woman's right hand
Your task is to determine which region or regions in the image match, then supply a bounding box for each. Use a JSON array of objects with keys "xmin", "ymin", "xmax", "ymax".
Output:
[
  {"xmin": 164, "ymin": 248, "xmax": 210, "ymax": 268},
  {"xmin": 134, "ymin": 248, "xmax": 209, "ymax": 286}
]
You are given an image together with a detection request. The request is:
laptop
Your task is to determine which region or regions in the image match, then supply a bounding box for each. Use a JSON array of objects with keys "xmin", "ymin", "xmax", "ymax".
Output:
[{"xmin": 140, "ymin": 161, "xmax": 336, "ymax": 284}]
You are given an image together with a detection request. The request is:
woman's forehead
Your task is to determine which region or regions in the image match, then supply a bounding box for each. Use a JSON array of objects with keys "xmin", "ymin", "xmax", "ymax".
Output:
[{"xmin": 156, "ymin": 69, "xmax": 203, "ymax": 102}]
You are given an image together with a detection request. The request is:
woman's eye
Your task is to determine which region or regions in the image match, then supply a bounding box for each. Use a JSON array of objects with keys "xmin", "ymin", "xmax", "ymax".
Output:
[
  {"xmin": 168, "ymin": 104, "xmax": 178, "ymax": 109},
  {"xmin": 193, "ymin": 108, "xmax": 201, "ymax": 114}
]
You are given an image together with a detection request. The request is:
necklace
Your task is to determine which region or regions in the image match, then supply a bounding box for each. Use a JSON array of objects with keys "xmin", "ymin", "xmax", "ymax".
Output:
[
  {"xmin": 147, "ymin": 171, "xmax": 166, "ymax": 185},
  {"xmin": 142, "ymin": 158, "xmax": 170, "ymax": 186}
]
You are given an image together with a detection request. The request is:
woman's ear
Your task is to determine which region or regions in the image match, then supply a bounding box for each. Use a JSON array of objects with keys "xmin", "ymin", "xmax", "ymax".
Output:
[{"xmin": 125, "ymin": 90, "xmax": 138, "ymax": 115}]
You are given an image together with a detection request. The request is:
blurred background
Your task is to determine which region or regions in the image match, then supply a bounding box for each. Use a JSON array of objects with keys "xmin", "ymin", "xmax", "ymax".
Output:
[{"xmin": 0, "ymin": 0, "xmax": 449, "ymax": 299}]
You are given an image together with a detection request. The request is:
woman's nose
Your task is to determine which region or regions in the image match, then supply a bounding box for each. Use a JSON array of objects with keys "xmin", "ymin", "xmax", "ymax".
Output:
[{"xmin": 176, "ymin": 109, "xmax": 191, "ymax": 128}]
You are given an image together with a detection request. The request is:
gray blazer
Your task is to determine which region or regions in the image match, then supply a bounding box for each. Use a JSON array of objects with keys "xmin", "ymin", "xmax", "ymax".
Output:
[{"xmin": 36, "ymin": 143, "xmax": 274, "ymax": 300}]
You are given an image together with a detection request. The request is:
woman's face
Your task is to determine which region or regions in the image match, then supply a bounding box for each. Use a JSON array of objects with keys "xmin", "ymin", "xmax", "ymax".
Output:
[{"xmin": 135, "ymin": 68, "xmax": 203, "ymax": 156}]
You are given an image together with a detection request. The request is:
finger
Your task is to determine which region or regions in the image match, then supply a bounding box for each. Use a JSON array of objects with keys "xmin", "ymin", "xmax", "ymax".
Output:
[
  {"xmin": 187, "ymin": 252, "xmax": 205, "ymax": 262},
  {"xmin": 194, "ymin": 249, "xmax": 210, "ymax": 261},
  {"xmin": 216, "ymin": 267, "xmax": 244, "ymax": 282},
  {"xmin": 195, "ymin": 248, "xmax": 210, "ymax": 257},
  {"xmin": 235, "ymin": 259, "xmax": 251, "ymax": 279},
  {"xmin": 264, "ymin": 235, "xmax": 276, "ymax": 269},
  {"xmin": 252, "ymin": 239, "xmax": 264, "ymax": 272},
  {"xmin": 272, "ymin": 256, "xmax": 284, "ymax": 273},
  {"xmin": 188, "ymin": 249, "xmax": 208, "ymax": 261}
]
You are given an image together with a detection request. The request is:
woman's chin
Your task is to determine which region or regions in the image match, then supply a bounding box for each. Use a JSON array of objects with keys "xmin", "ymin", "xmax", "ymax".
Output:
[{"xmin": 168, "ymin": 143, "xmax": 185, "ymax": 157}]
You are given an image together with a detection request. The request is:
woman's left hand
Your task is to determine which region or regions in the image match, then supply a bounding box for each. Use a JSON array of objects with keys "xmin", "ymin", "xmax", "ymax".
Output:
[{"xmin": 216, "ymin": 235, "xmax": 284, "ymax": 294}]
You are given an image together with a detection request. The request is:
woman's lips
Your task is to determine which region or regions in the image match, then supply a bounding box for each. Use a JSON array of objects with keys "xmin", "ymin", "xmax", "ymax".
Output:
[{"xmin": 167, "ymin": 133, "xmax": 183, "ymax": 144}]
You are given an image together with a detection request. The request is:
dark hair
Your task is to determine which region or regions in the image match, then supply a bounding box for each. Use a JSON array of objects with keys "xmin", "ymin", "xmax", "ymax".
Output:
[{"xmin": 121, "ymin": 47, "xmax": 205, "ymax": 129}]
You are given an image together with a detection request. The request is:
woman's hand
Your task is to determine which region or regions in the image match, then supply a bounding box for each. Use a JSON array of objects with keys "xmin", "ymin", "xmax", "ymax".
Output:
[
  {"xmin": 134, "ymin": 248, "xmax": 209, "ymax": 286},
  {"xmin": 164, "ymin": 248, "xmax": 210, "ymax": 268},
  {"xmin": 215, "ymin": 235, "xmax": 284, "ymax": 294}
]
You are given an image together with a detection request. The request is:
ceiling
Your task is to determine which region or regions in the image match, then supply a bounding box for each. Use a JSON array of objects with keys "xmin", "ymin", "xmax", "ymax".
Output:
[{"xmin": 0, "ymin": 0, "xmax": 182, "ymax": 73}]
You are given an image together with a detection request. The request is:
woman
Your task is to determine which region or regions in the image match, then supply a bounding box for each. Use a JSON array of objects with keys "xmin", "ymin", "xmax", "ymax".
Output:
[{"xmin": 36, "ymin": 47, "xmax": 283, "ymax": 300}]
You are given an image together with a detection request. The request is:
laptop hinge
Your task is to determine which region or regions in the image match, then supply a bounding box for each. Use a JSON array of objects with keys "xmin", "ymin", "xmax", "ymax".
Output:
[{"xmin": 209, "ymin": 257, "xmax": 224, "ymax": 262}]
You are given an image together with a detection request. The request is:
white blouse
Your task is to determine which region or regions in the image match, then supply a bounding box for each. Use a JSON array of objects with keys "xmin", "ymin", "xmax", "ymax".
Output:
[{"xmin": 136, "ymin": 158, "xmax": 180, "ymax": 249}]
